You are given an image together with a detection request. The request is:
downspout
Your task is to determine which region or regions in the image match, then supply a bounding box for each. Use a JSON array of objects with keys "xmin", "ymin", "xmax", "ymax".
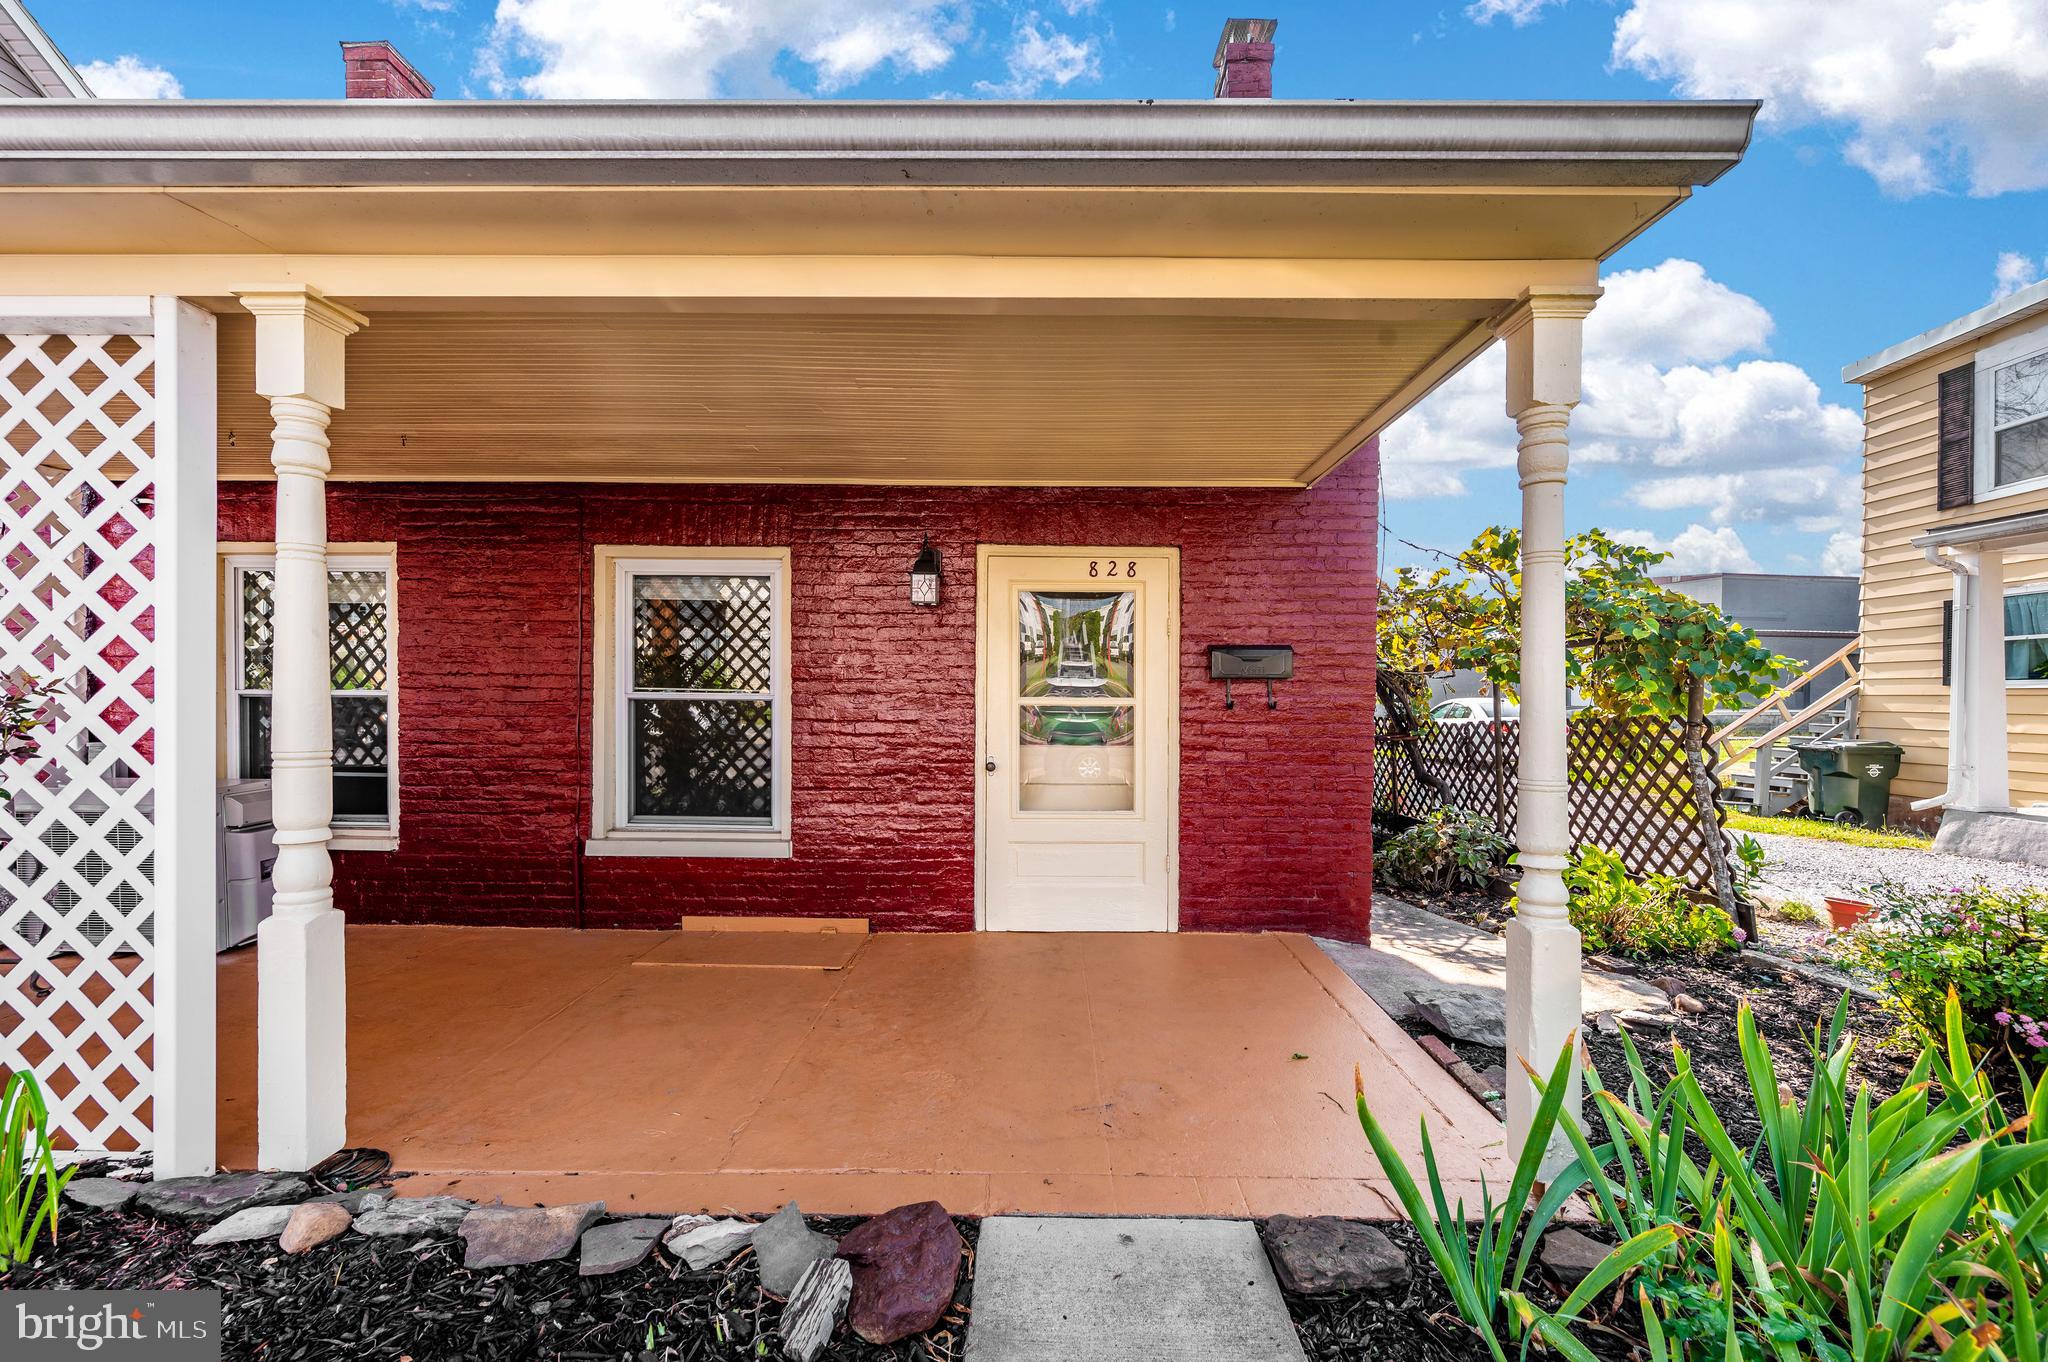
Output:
[{"xmin": 1912, "ymin": 545, "xmax": 1973, "ymax": 812}]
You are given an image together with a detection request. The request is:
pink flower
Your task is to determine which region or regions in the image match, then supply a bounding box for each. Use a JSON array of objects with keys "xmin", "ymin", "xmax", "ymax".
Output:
[
  {"xmin": 1997, "ymin": 1012, "xmax": 2015, "ymax": 1026},
  {"xmin": 1733, "ymin": 927, "xmax": 1747, "ymax": 942}
]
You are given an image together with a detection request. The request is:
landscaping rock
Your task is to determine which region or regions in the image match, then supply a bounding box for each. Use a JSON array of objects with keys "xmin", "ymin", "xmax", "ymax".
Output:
[
  {"xmin": 1261, "ymin": 1215, "xmax": 1409, "ymax": 1297},
  {"xmin": 352, "ymin": 1195, "xmax": 473, "ymax": 1238},
  {"xmin": 754, "ymin": 1202, "xmax": 839, "ymax": 1297},
  {"xmin": 1539, "ymin": 1228, "xmax": 1612, "ymax": 1288},
  {"xmin": 460, "ymin": 1201, "xmax": 606, "ymax": 1269},
  {"xmin": 580, "ymin": 1218, "xmax": 669, "ymax": 1277},
  {"xmin": 135, "ymin": 1171, "xmax": 310, "ymax": 1223},
  {"xmin": 666, "ymin": 1216, "xmax": 757, "ymax": 1270},
  {"xmin": 836, "ymin": 1201, "xmax": 965, "ymax": 1345},
  {"xmin": 305, "ymin": 1187, "xmax": 391, "ymax": 1215},
  {"xmin": 1405, "ymin": 986, "xmax": 1507, "ymax": 1049},
  {"xmin": 781, "ymin": 1257, "xmax": 853, "ymax": 1362},
  {"xmin": 193, "ymin": 1204, "xmax": 295, "ymax": 1246},
  {"xmin": 1672, "ymin": 992, "xmax": 1706, "ymax": 1014},
  {"xmin": 280, "ymin": 1202, "xmax": 353, "ymax": 1254},
  {"xmin": 63, "ymin": 1178, "xmax": 140, "ymax": 1213}
]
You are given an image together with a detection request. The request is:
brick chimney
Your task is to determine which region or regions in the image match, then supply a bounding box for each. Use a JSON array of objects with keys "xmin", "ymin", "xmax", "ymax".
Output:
[
  {"xmin": 1212, "ymin": 18, "xmax": 1277, "ymax": 98},
  {"xmin": 342, "ymin": 41, "xmax": 434, "ymax": 99}
]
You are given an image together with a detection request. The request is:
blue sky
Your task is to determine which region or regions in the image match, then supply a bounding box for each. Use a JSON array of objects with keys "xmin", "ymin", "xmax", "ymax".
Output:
[{"xmin": 36, "ymin": 0, "xmax": 2048, "ymax": 577}]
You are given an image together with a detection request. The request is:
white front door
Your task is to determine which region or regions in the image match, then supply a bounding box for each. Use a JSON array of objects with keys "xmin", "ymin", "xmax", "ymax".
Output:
[{"xmin": 979, "ymin": 548, "xmax": 1177, "ymax": 931}]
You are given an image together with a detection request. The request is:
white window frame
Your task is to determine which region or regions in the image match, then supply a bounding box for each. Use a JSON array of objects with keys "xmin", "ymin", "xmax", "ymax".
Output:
[
  {"xmin": 1975, "ymin": 323, "xmax": 2048, "ymax": 503},
  {"xmin": 222, "ymin": 548, "xmax": 399, "ymax": 851},
  {"xmin": 2008, "ymin": 582, "xmax": 2048, "ymax": 689},
  {"xmin": 587, "ymin": 546, "xmax": 792, "ymax": 859}
]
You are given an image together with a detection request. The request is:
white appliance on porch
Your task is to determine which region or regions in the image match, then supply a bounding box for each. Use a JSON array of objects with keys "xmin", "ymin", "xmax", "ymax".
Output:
[{"xmin": 218, "ymin": 779, "xmax": 275, "ymax": 952}]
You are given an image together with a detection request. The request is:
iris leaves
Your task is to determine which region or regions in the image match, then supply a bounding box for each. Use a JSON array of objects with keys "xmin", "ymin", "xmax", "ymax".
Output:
[{"xmin": 1353, "ymin": 987, "xmax": 2048, "ymax": 1360}]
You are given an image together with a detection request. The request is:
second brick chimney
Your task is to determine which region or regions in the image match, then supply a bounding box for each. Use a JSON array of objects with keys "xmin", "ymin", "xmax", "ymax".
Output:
[
  {"xmin": 1212, "ymin": 18, "xmax": 1277, "ymax": 98},
  {"xmin": 342, "ymin": 41, "xmax": 434, "ymax": 99}
]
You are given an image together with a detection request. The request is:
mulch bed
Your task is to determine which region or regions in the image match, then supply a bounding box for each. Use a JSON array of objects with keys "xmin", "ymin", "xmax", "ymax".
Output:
[
  {"xmin": 1383, "ymin": 881, "xmax": 1918, "ymax": 1153},
  {"xmin": 0, "ymin": 1199, "xmax": 975, "ymax": 1362},
  {"xmin": 1281, "ymin": 1221, "xmax": 1636, "ymax": 1362},
  {"xmin": 1299, "ymin": 878, "xmax": 1925, "ymax": 1360}
]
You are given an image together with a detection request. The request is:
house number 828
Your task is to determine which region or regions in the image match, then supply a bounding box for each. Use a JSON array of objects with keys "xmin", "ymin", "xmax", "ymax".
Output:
[{"xmin": 1089, "ymin": 560, "xmax": 1137, "ymax": 578}]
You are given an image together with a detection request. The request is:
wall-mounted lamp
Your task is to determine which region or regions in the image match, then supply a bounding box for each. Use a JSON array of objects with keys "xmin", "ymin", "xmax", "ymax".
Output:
[{"xmin": 909, "ymin": 535, "xmax": 942, "ymax": 607}]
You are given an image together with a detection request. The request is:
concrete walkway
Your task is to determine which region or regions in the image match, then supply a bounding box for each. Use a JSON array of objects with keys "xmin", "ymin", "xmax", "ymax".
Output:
[
  {"xmin": 1316, "ymin": 896, "xmax": 1668, "ymax": 1048},
  {"xmin": 964, "ymin": 1216, "xmax": 1306, "ymax": 1362}
]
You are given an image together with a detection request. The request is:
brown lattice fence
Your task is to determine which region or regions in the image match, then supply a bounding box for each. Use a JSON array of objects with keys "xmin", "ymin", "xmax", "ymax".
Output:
[{"xmin": 1374, "ymin": 713, "xmax": 1732, "ymax": 893}]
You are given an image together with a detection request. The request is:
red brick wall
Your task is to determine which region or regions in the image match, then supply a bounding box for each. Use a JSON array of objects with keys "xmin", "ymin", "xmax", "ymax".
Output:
[{"xmin": 216, "ymin": 454, "xmax": 1378, "ymax": 938}]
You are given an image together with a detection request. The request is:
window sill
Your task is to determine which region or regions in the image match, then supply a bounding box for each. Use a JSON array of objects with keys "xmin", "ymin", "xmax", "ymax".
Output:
[
  {"xmin": 332, "ymin": 830, "xmax": 397, "ymax": 853},
  {"xmin": 1974, "ymin": 476, "xmax": 2048, "ymax": 504},
  {"xmin": 584, "ymin": 835, "xmax": 792, "ymax": 860}
]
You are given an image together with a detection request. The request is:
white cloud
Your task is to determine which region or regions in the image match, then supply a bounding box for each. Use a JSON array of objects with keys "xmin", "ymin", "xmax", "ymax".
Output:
[
  {"xmin": 1995, "ymin": 251, "xmax": 2046, "ymax": 300},
  {"xmin": 1614, "ymin": 524, "xmax": 1761, "ymax": 575},
  {"xmin": 1820, "ymin": 529, "xmax": 1862, "ymax": 577},
  {"xmin": 1466, "ymin": 0, "xmax": 1564, "ymax": 26},
  {"xmin": 78, "ymin": 56, "xmax": 183, "ymax": 98},
  {"xmin": 482, "ymin": 0, "xmax": 970, "ymax": 97},
  {"xmin": 974, "ymin": 14, "xmax": 1102, "ymax": 97},
  {"xmin": 1382, "ymin": 258, "xmax": 1862, "ymax": 540},
  {"xmin": 1611, "ymin": 0, "xmax": 2048, "ymax": 196},
  {"xmin": 1164, "ymin": 10, "xmax": 1177, "ymax": 32}
]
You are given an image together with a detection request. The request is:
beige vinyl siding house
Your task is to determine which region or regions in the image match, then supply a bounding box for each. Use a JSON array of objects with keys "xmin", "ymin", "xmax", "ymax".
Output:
[
  {"xmin": 0, "ymin": 0, "xmax": 88, "ymax": 98},
  {"xmin": 1847, "ymin": 281, "xmax": 2048, "ymax": 859}
]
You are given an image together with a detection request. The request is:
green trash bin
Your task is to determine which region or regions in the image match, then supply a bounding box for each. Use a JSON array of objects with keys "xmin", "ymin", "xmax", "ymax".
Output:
[{"xmin": 1791, "ymin": 739, "xmax": 1905, "ymax": 828}]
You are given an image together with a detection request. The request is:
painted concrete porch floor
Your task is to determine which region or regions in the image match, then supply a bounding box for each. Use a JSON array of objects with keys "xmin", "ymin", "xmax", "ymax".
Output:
[{"xmin": 216, "ymin": 927, "xmax": 1505, "ymax": 1218}]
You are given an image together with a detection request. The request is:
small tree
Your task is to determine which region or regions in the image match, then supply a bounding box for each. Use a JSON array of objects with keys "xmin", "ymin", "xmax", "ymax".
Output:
[{"xmin": 1378, "ymin": 529, "xmax": 1790, "ymax": 913}]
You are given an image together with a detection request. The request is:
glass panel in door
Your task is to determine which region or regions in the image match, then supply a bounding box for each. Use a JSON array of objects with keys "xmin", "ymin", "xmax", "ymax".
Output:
[{"xmin": 1016, "ymin": 590, "xmax": 1136, "ymax": 812}]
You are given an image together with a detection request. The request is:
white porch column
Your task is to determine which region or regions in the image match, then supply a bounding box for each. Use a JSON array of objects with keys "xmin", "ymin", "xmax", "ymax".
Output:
[
  {"xmin": 237, "ymin": 286, "xmax": 365, "ymax": 1171},
  {"xmin": 1962, "ymin": 548, "xmax": 2011, "ymax": 810},
  {"xmin": 152, "ymin": 297, "xmax": 220, "ymax": 1177},
  {"xmin": 1498, "ymin": 286, "xmax": 1598, "ymax": 1167}
]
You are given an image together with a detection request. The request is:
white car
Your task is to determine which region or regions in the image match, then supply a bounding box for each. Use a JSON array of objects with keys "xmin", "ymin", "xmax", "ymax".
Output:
[{"xmin": 1430, "ymin": 697, "xmax": 1519, "ymax": 724}]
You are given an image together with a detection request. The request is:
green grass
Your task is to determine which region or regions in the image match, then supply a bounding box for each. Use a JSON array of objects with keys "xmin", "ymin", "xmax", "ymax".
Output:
[{"xmin": 1727, "ymin": 810, "xmax": 1933, "ymax": 850}]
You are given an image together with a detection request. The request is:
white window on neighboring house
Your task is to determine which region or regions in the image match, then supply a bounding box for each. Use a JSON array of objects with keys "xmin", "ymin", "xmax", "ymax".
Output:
[
  {"xmin": 589, "ymin": 549, "xmax": 792, "ymax": 857},
  {"xmin": 1977, "ymin": 328, "xmax": 2048, "ymax": 497},
  {"xmin": 2010, "ymin": 586, "xmax": 2048, "ymax": 685},
  {"xmin": 226, "ymin": 554, "xmax": 398, "ymax": 844}
]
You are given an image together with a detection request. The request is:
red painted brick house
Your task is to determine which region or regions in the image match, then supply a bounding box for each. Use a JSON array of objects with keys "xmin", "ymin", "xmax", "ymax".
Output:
[{"xmin": 0, "ymin": 20, "xmax": 1755, "ymax": 1175}]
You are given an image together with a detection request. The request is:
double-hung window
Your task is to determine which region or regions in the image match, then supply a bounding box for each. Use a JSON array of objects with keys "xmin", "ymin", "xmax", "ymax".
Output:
[
  {"xmin": 1977, "ymin": 328, "xmax": 2048, "ymax": 497},
  {"xmin": 2010, "ymin": 587, "xmax": 2048, "ymax": 685},
  {"xmin": 226, "ymin": 553, "xmax": 397, "ymax": 843},
  {"xmin": 591, "ymin": 550, "xmax": 791, "ymax": 856}
]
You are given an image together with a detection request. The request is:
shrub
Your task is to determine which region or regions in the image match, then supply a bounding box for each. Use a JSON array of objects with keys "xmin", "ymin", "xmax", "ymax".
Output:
[
  {"xmin": 1845, "ymin": 880, "xmax": 2048, "ymax": 1055},
  {"xmin": 1379, "ymin": 808, "xmax": 1509, "ymax": 895},
  {"xmin": 1559, "ymin": 846, "xmax": 1737, "ymax": 960}
]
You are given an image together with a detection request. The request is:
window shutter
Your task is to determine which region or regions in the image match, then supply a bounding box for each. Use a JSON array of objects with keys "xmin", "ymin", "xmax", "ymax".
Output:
[
  {"xmin": 1937, "ymin": 362, "xmax": 1974, "ymax": 510},
  {"xmin": 1941, "ymin": 599, "xmax": 1954, "ymax": 687}
]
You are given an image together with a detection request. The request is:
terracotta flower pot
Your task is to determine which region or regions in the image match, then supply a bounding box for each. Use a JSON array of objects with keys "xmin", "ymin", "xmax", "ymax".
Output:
[{"xmin": 1825, "ymin": 896, "xmax": 1873, "ymax": 931}]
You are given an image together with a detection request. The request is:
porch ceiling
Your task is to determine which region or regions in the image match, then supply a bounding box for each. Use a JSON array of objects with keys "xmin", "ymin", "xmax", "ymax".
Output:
[{"xmin": 214, "ymin": 308, "xmax": 1473, "ymax": 486}]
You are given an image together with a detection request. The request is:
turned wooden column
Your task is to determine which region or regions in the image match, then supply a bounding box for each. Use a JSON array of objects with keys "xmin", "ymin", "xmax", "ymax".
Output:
[
  {"xmin": 1497, "ymin": 286, "xmax": 1598, "ymax": 1172},
  {"xmin": 237, "ymin": 286, "xmax": 366, "ymax": 1171}
]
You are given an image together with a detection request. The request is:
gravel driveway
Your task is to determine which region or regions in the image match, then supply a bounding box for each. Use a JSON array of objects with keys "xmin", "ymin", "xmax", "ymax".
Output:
[{"xmin": 1748, "ymin": 829, "xmax": 2048, "ymax": 906}]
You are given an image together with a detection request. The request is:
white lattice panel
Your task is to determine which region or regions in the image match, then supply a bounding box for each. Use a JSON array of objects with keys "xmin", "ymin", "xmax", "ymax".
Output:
[{"xmin": 1, "ymin": 331, "xmax": 158, "ymax": 1153}]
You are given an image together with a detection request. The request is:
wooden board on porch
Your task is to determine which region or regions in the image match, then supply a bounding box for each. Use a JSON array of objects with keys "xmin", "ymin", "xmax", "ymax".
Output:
[{"xmin": 635, "ymin": 929, "xmax": 868, "ymax": 970}]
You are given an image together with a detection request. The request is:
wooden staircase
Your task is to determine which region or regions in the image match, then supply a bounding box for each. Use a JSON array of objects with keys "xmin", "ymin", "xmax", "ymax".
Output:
[{"xmin": 1710, "ymin": 637, "xmax": 1863, "ymax": 815}]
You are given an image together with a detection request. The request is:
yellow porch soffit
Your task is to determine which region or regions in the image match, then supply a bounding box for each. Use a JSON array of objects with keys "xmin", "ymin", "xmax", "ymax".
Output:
[{"xmin": 211, "ymin": 307, "xmax": 1484, "ymax": 486}]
